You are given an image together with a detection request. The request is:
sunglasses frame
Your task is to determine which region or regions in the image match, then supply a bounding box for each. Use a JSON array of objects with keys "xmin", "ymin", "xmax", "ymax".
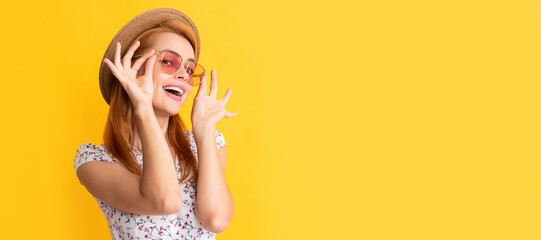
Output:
[{"xmin": 133, "ymin": 49, "xmax": 205, "ymax": 86}]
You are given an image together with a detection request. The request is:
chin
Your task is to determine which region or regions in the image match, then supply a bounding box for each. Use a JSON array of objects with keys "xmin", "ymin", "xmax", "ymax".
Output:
[
  {"xmin": 165, "ymin": 104, "xmax": 183, "ymax": 116},
  {"xmin": 153, "ymin": 94, "xmax": 187, "ymax": 114},
  {"xmin": 152, "ymin": 102, "xmax": 183, "ymax": 117},
  {"xmin": 152, "ymin": 108, "xmax": 180, "ymax": 118}
]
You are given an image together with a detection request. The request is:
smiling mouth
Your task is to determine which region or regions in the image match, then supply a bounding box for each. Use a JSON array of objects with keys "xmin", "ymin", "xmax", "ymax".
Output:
[{"xmin": 163, "ymin": 86, "xmax": 184, "ymax": 96}]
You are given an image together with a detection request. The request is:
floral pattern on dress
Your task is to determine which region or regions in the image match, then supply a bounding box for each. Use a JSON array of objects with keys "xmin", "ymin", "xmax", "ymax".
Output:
[{"xmin": 74, "ymin": 130, "xmax": 226, "ymax": 240}]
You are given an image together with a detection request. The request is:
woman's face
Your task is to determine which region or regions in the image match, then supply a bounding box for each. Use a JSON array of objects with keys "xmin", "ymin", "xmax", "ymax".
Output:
[{"xmin": 142, "ymin": 32, "xmax": 196, "ymax": 117}]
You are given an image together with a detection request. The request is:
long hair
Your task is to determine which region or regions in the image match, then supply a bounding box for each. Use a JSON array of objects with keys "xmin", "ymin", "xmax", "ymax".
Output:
[{"xmin": 103, "ymin": 20, "xmax": 199, "ymax": 184}]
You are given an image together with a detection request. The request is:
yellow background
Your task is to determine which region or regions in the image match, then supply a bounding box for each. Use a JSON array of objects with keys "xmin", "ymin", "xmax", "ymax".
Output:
[{"xmin": 1, "ymin": 0, "xmax": 540, "ymax": 239}]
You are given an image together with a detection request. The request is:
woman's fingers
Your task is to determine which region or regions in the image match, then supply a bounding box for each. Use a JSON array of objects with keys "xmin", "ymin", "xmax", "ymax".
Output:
[
  {"xmin": 224, "ymin": 110, "xmax": 238, "ymax": 118},
  {"xmin": 209, "ymin": 69, "xmax": 218, "ymax": 99},
  {"xmin": 195, "ymin": 72, "xmax": 207, "ymax": 98},
  {"xmin": 220, "ymin": 89, "xmax": 233, "ymax": 106},
  {"xmin": 103, "ymin": 58, "xmax": 123, "ymax": 82},
  {"xmin": 220, "ymin": 90, "xmax": 236, "ymax": 118},
  {"xmin": 114, "ymin": 42, "xmax": 122, "ymax": 69},
  {"xmin": 123, "ymin": 40, "xmax": 140, "ymax": 69},
  {"xmin": 132, "ymin": 49, "xmax": 155, "ymax": 71},
  {"xmin": 210, "ymin": 107, "xmax": 237, "ymax": 120},
  {"xmin": 144, "ymin": 54, "xmax": 156, "ymax": 78}
]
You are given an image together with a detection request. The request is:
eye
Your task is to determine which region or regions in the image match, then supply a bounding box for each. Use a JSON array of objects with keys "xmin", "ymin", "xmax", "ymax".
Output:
[
  {"xmin": 161, "ymin": 59, "xmax": 173, "ymax": 66},
  {"xmin": 186, "ymin": 68, "xmax": 194, "ymax": 74}
]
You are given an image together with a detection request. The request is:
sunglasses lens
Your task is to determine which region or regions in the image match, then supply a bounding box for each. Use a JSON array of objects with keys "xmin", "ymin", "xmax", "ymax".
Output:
[
  {"xmin": 161, "ymin": 51, "xmax": 182, "ymax": 74},
  {"xmin": 159, "ymin": 50, "xmax": 205, "ymax": 86},
  {"xmin": 188, "ymin": 63, "xmax": 205, "ymax": 86}
]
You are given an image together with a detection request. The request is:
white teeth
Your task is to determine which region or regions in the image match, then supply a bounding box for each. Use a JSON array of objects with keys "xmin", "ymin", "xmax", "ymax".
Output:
[{"xmin": 163, "ymin": 86, "xmax": 184, "ymax": 96}]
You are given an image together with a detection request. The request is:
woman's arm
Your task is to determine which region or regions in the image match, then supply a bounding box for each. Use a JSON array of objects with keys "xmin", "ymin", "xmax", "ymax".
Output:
[
  {"xmin": 103, "ymin": 41, "xmax": 181, "ymax": 214},
  {"xmin": 194, "ymin": 127, "xmax": 234, "ymax": 233},
  {"xmin": 190, "ymin": 69, "xmax": 236, "ymax": 233},
  {"xmin": 136, "ymin": 107, "xmax": 182, "ymax": 213}
]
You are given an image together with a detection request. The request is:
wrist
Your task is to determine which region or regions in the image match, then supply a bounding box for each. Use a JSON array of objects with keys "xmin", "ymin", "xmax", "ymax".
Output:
[
  {"xmin": 135, "ymin": 106, "xmax": 155, "ymax": 119},
  {"xmin": 193, "ymin": 124, "xmax": 216, "ymax": 142}
]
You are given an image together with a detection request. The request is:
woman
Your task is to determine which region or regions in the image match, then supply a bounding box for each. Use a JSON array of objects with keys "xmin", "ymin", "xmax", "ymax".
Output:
[{"xmin": 73, "ymin": 8, "xmax": 236, "ymax": 239}]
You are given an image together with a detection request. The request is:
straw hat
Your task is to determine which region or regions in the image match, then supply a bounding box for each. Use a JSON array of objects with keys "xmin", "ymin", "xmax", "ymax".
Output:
[{"xmin": 98, "ymin": 8, "xmax": 200, "ymax": 105}]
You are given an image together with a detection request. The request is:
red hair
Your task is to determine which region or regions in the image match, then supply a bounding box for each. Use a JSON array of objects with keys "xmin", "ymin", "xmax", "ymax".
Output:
[{"xmin": 103, "ymin": 20, "xmax": 198, "ymax": 184}]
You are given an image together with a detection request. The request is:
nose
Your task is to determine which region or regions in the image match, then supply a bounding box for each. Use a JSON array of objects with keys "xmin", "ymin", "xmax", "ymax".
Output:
[{"xmin": 174, "ymin": 66, "xmax": 190, "ymax": 83}]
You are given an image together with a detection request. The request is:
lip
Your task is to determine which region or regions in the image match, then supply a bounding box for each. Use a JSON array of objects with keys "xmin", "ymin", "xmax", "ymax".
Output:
[{"xmin": 164, "ymin": 89, "xmax": 183, "ymax": 101}]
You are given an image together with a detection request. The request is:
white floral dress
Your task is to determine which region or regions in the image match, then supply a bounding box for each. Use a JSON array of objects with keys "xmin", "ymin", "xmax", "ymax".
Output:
[{"xmin": 74, "ymin": 130, "xmax": 226, "ymax": 240}]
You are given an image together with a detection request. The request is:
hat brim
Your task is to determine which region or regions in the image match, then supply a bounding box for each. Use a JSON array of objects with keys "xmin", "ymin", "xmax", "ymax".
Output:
[{"xmin": 99, "ymin": 8, "xmax": 200, "ymax": 105}]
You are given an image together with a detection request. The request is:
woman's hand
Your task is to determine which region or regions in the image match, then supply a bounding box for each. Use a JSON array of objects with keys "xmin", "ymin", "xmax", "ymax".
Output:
[
  {"xmin": 103, "ymin": 41, "xmax": 157, "ymax": 111},
  {"xmin": 191, "ymin": 69, "xmax": 237, "ymax": 135}
]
